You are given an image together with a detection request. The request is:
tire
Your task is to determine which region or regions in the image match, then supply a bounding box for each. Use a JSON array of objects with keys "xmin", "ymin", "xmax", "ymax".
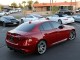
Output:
[
  {"xmin": 46, "ymin": 18, "xmax": 49, "ymax": 20},
  {"xmin": 3, "ymin": 22, "xmax": 6, "ymax": 27},
  {"xmin": 37, "ymin": 40, "xmax": 47, "ymax": 55},
  {"xmin": 58, "ymin": 19, "xmax": 62, "ymax": 24},
  {"xmin": 21, "ymin": 19, "xmax": 24, "ymax": 23},
  {"xmin": 69, "ymin": 30, "xmax": 76, "ymax": 40}
]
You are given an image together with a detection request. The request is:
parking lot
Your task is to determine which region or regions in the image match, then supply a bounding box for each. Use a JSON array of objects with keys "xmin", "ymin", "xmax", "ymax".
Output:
[{"xmin": 0, "ymin": 20, "xmax": 80, "ymax": 60}]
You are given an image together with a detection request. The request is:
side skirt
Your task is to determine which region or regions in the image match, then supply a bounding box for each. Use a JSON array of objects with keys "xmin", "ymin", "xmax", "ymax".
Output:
[{"xmin": 52, "ymin": 38, "xmax": 68, "ymax": 45}]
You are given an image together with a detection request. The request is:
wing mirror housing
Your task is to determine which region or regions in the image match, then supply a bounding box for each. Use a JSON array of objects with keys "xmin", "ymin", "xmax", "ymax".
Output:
[{"xmin": 58, "ymin": 25, "xmax": 64, "ymax": 29}]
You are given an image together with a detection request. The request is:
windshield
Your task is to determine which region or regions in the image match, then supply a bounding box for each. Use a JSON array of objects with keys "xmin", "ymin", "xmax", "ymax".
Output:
[
  {"xmin": 3, "ymin": 16, "xmax": 16, "ymax": 20},
  {"xmin": 14, "ymin": 23, "xmax": 35, "ymax": 32}
]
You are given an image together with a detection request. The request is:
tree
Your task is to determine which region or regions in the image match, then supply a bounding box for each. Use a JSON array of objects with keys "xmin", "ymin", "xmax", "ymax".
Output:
[
  {"xmin": 34, "ymin": 1, "xmax": 39, "ymax": 4},
  {"xmin": 52, "ymin": 6, "xmax": 59, "ymax": 14},
  {"xmin": 22, "ymin": 1, "xmax": 26, "ymax": 8},
  {"xmin": 11, "ymin": 2, "xmax": 18, "ymax": 8},
  {"xmin": 0, "ymin": 5, "xmax": 3, "ymax": 11},
  {"xmin": 18, "ymin": 3, "xmax": 23, "ymax": 8},
  {"xmin": 27, "ymin": 0, "xmax": 33, "ymax": 10}
]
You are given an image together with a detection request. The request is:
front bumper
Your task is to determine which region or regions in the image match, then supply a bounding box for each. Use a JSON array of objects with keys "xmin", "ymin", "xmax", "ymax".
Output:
[{"xmin": 6, "ymin": 22, "xmax": 19, "ymax": 25}]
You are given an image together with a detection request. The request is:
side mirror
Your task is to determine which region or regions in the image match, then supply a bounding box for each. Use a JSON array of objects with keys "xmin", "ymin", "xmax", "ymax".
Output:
[{"xmin": 58, "ymin": 25, "xmax": 64, "ymax": 29}]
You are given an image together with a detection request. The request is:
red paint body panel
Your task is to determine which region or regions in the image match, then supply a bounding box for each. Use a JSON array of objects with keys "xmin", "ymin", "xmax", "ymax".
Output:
[{"xmin": 6, "ymin": 21, "xmax": 75, "ymax": 53}]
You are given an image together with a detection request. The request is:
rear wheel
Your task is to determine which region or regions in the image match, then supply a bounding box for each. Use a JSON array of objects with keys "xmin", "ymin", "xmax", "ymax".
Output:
[
  {"xmin": 69, "ymin": 30, "xmax": 76, "ymax": 40},
  {"xmin": 58, "ymin": 19, "xmax": 62, "ymax": 24},
  {"xmin": 37, "ymin": 40, "xmax": 47, "ymax": 55}
]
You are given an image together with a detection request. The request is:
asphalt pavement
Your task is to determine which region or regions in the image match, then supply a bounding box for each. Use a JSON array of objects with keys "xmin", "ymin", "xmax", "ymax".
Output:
[{"xmin": 0, "ymin": 22, "xmax": 80, "ymax": 60}]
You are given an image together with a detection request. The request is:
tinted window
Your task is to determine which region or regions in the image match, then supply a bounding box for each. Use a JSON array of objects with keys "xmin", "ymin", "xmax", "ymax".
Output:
[
  {"xmin": 41, "ymin": 22, "xmax": 52, "ymax": 30},
  {"xmin": 26, "ymin": 15, "xmax": 33, "ymax": 18},
  {"xmin": 50, "ymin": 22, "xmax": 60, "ymax": 28},
  {"xmin": 2, "ymin": 16, "xmax": 15, "ymax": 20},
  {"xmin": 52, "ymin": 15, "xmax": 59, "ymax": 17},
  {"xmin": 39, "ymin": 25, "xmax": 44, "ymax": 31},
  {"xmin": 33, "ymin": 14, "xmax": 43, "ymax": 18},
  {"xmin": 14, "ymin": 23, "xmax": 35, "ymax": 32},
  {"xmin": 0, "ymin": 17, "xmax": 7, "ymax": 21}
]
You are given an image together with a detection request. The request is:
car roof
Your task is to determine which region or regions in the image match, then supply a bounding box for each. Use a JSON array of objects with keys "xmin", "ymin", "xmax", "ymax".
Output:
[{"xmin": 27, "ymin": 14, "xmax": 43, "ymax": 17}]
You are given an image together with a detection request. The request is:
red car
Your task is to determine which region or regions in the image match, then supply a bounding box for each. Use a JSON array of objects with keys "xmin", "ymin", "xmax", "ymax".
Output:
[{"xmin": 6, "ymin": 20, "xmax": 76, "ymax": 54}]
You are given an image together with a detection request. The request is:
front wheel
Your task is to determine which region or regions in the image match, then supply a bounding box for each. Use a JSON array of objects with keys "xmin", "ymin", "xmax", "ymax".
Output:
[
  {"xmin": 37, "ymin": 40, "xmax": 47, "ymax": 55},
  {"xmin": 3, "ymin": 22, "xmax": 6, "ymax": 27},
  {"xmin": 21, "ymin": 19, "xmax": 24, "ymax": 23},
  {"xmin": 69, "ymin": 30, "xmax": 76, "ymax": 40}
]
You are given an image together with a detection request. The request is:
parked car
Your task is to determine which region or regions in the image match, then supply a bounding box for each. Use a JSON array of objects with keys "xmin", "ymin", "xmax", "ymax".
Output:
[
  {"xmin": 21, "ymin": 14, "xmax": 45, "ymax": 23},
  {"xmin": 75, "ymin": 9, "xmax": 80, "ymax": 13},
  {"xmin": 5, "ymin": 11, "xmax": 10, "ymax": 15},
  {"xmin": 72, "ymin": 14, "xmax": 80, "ymax": 22},
  {"xmin": 0, "ymin": 16, "xmax": 19, "ymax": 27},
  {"xmin": 9, "ymin": 10, "xmax": 18, "ymax": 14},
  {"xmin": 0, "ymin": 12, "xmax": 6, "ymax": 17},
  {"xmin": 59, "ymin": 9, "xmax": 74, "ymax": 15},
  {"xmin": 46, "ymin": 14, "xmax": 75, "ymax": 24},
  {"xmin": 6, "ymin": 20, "xmax": 76, "ymax": 54}
]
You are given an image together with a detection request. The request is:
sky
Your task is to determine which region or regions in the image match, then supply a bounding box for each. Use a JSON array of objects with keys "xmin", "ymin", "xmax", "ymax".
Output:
[{"xmin": 0, "ymin": 0, "xmax": 80, "ymax": 5}]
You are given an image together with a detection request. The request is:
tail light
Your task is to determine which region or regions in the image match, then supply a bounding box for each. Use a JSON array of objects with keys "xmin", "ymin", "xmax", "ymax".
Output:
[
  {"xmin": 6, "ymin": 32, "xmax": 11, "ymax": 39},
  {"xmin": 22, "ymin": 36, "xmax": 32, "ymax": 46},
  {"xmin": 23, "ymin": 38, "xmax": 33, "ymax": 46},
  {"xmin": 64, "ymin": 19, "xmax": 68, "ymax": 20}
]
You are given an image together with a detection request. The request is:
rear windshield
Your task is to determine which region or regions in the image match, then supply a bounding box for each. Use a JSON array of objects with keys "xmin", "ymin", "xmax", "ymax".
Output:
[{"xmin": 14, "ymin": 23, "xmax": 35, "ymax": 32}]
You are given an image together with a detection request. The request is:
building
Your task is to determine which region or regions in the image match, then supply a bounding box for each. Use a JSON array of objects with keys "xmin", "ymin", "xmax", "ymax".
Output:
[
  {"xmin": 3, "ymin": 5, "xmax": 12, "ymax": 12},
  {"xmin": 33, "ymin": 1, "xmax": 80, "ymax": 12}
]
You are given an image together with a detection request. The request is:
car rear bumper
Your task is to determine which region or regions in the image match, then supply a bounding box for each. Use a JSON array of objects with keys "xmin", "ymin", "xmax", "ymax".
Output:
[
  {"xmin": 6, "ymin": 40, "xmax": 36, "ymax": 53},
  {"xmin": 62, "ymin": 19, "xmax": 74, "ymax": 24}
]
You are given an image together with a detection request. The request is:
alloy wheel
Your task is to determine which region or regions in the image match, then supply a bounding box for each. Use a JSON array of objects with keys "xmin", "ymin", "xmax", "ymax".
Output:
[
  {"xmin": 69, "ymin": 31, "xmax": 76, "ymax": 40},
  {"xmin": 37, "ymin": 41, "xmax": 47, "ymax": 55}
]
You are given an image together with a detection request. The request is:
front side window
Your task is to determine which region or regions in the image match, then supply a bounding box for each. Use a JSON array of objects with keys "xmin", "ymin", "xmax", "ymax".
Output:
[
  {"xmin": 26, "ymin": 15, "xmax": 33, "ymax": 18},
  {"xmin": 0, "ymin": 17, "xmax": 7, "ymax": 21}
]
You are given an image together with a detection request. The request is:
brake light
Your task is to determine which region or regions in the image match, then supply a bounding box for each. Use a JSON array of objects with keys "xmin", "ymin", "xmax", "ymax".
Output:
[
  {"xmin": 23, "ymin": 38, "xmax": 32, "ymax": 46},
  {"xmin": 64, "ymin": 19, "xmax": 68, "ymax": 20}
]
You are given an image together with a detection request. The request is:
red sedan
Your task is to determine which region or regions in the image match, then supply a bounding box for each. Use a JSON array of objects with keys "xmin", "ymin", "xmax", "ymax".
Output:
[{"xmin": 6, "ymin": 20, "xmax": 76, "ymax": 54}]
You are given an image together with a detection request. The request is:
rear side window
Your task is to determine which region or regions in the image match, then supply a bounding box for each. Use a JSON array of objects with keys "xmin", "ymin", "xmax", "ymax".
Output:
[
  {"xmin": 26, "ymin": 15, "xmax": 33, "ymax": 18},
  {"xmin": 14, "ymin": 23, "xmax": 35, "ymax": 32},
  {"xmin": 40, "ymin": 22, "xmax": 52, "ymax": 31}
]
